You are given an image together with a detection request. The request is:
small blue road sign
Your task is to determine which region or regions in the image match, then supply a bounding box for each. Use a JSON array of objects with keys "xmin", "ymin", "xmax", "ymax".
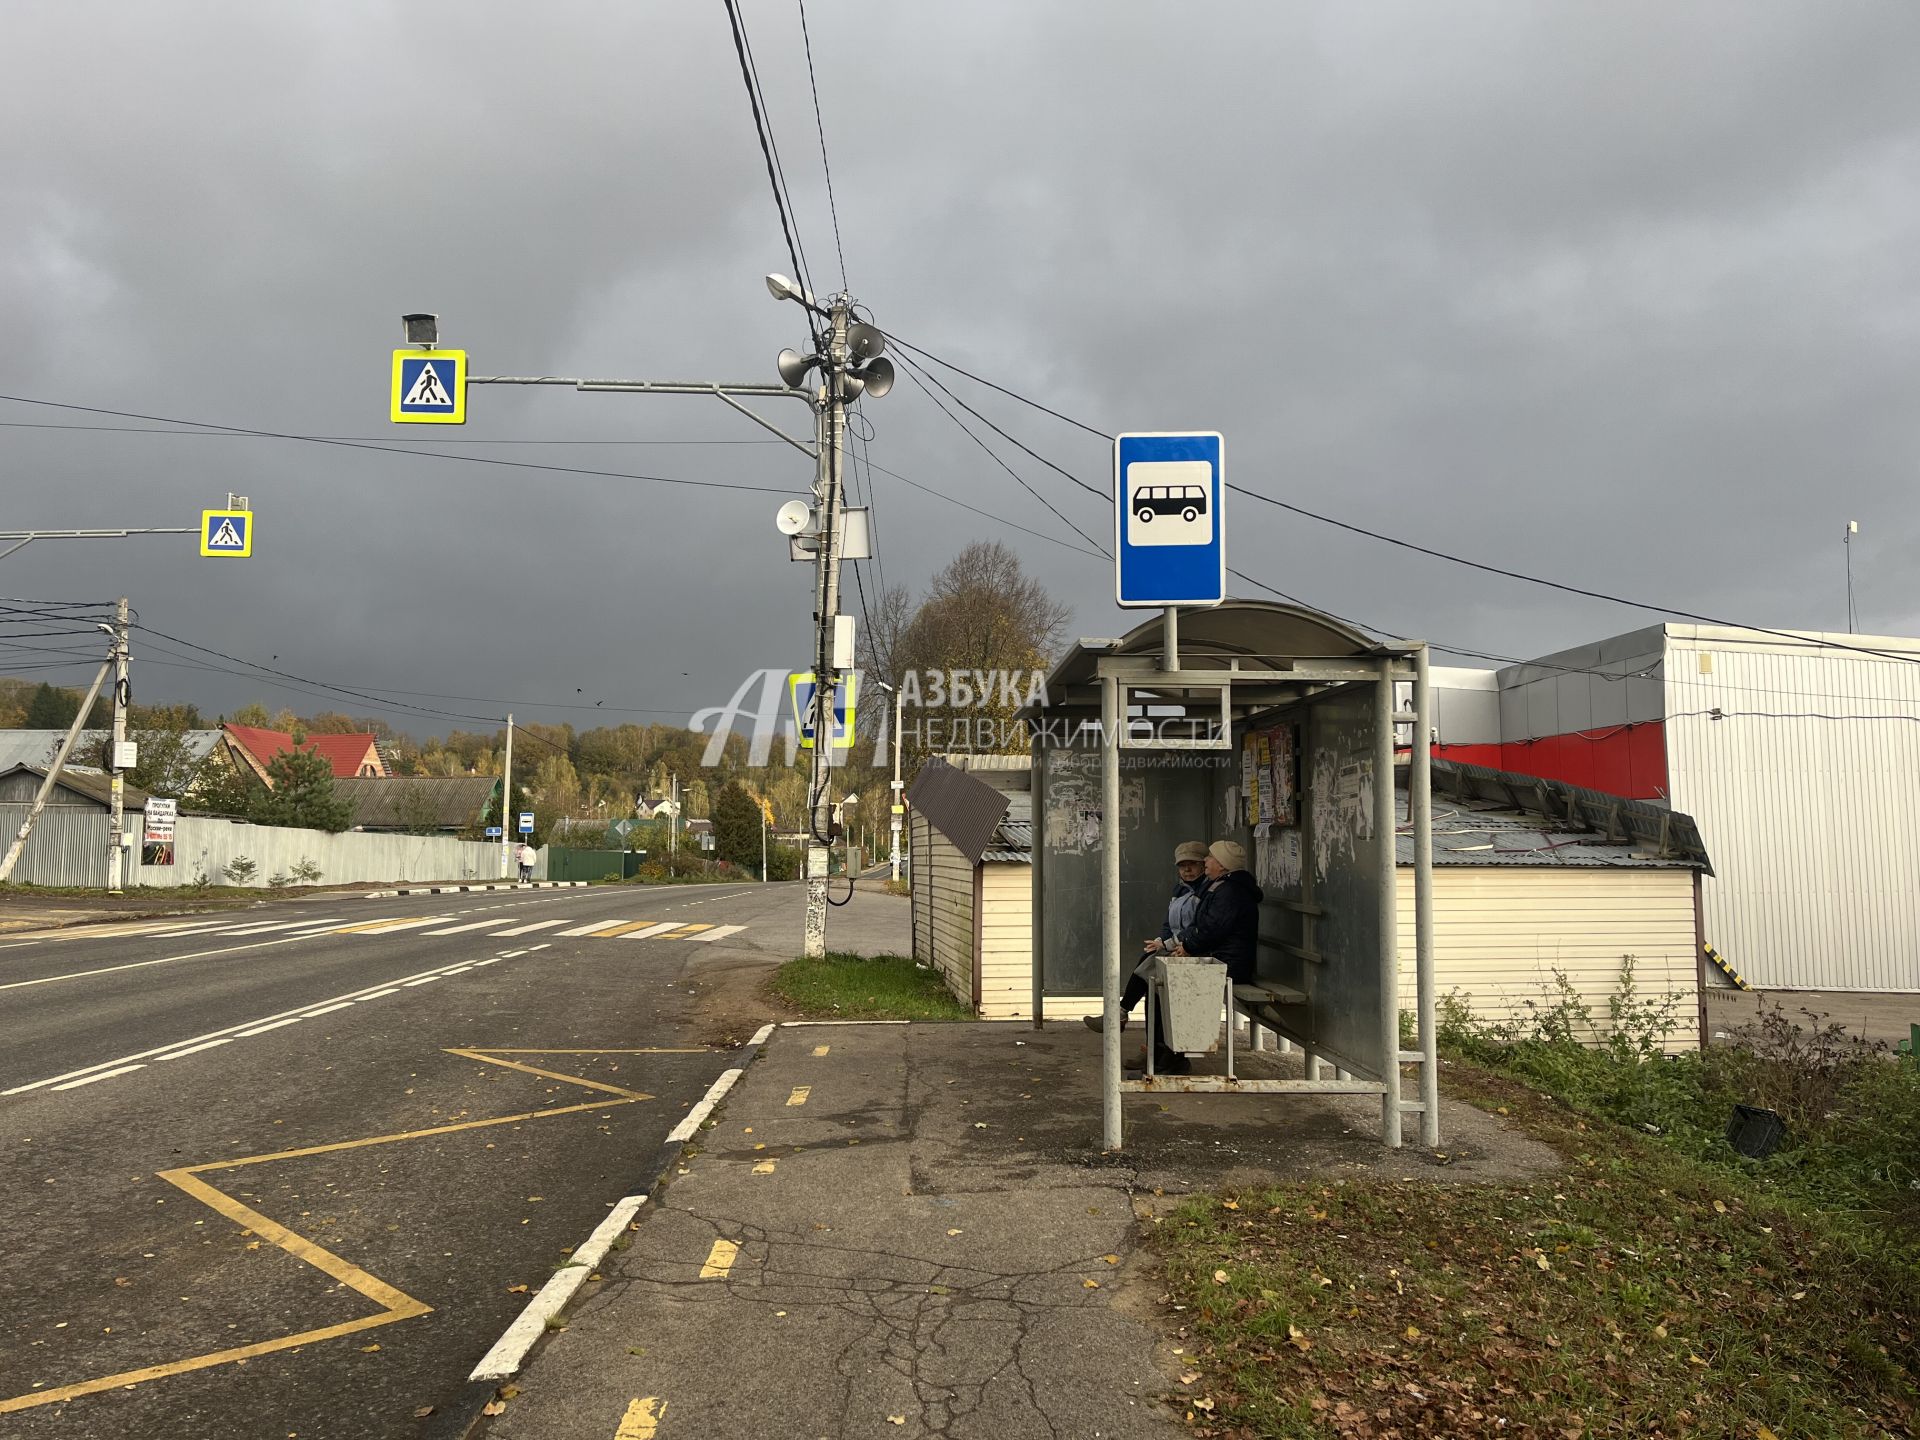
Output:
[
  {"xmin": 200, "ymin": 509, "xmax": 252, "ymax": 557},
  {"xmin": 1114, "ymin": 432, "xmax": 1225, "ymax": 608},
  {"xmin": 486, "ymin": 826, "xmax": 503, "ymax": 838},
  {"xmin": 789, "ymin": 671, "xmax": 858, "ymax": 750},
  {"xmin": 390, "ymin": 348, "xmax": 467, "ymax": 424},
  {"xmin": 518, "ymin": 812, "xmax": 535, "ymax": 834}
]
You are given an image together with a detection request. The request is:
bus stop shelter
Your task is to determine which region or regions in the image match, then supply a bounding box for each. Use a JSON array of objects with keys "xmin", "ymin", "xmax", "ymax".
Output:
[{"xmin": 1023, "ymin": 600, "xmax": 1437, "ymax": 1151}]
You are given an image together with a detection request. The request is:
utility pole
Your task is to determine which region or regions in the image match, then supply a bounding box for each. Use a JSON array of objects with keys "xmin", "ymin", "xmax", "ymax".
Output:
[
  {"xmin": 500, "ymin": 714, "xmax": 514, "ymax": 879},
  {"xmin": 669, "ymin": 773, "xmax": 680, "ymax": 877},
  {"xmin": 803, "ymin": 295, "xmax": 853, "ymax": 956},
  {"xmin": 106, "ymin": 597, "xmax": 131, "ymax": 893}
]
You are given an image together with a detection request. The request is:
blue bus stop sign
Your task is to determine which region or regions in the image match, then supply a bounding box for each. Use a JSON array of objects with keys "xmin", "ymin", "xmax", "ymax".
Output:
[{"xmin": 1114, "ymin": 431, "xmax": 1224, "ymax": 608}]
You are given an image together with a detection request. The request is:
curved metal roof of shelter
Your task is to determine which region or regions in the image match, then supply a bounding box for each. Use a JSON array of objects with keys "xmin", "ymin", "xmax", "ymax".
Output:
[{"xmin": 1031, "ymin": 599, "xmax": 1414, "ymax": 719}]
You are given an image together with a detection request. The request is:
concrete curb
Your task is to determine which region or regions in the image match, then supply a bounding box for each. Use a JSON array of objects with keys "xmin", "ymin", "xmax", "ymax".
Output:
[
  {"xmin": 465, "ymin": 1022, "xmax": 779, "ymax": 1391},
  {"xmin": 358, "ymin": 881, "xmax": 591, "ymax": 899}
]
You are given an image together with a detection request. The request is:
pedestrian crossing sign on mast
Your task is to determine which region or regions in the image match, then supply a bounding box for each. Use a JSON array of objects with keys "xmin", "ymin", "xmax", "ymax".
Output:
[
  {"xmin": 200, "ymin": 509, "xmax": 253, "ymax": 557},
  {"xmin": 390, "ymin": 348, "xmax": 468, "ymax": 424}
]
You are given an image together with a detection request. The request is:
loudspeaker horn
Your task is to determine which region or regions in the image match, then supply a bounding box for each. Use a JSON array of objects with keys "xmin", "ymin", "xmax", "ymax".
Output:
[
  {"xmin": 854, "ymin": 356, "xmax": 894, "ymax": 399},
  {"xmin": 847, "ymin": 321, "xmax": 886, "ymax": 362},
  {"xmin": 777, "ymin": 348, "xmax": 818, "ymax": 388}
]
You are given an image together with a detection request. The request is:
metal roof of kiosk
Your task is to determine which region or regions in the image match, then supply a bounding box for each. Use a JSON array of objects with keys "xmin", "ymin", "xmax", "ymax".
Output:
[{"xmin": 1022, "ymin": 600, "xmax": 1437, "ymax": 1154}]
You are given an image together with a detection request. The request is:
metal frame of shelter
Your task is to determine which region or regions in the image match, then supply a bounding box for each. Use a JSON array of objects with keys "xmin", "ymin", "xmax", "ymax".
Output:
[{"xmin": 1022, "ymin": 600, "xmax": 1437, "ymax": 1152}]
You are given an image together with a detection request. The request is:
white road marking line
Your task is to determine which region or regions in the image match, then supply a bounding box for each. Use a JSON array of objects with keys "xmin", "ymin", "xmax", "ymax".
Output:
[
  {"xmin": 3, "ymin": 955, "xmax": 516, "ymax": 1095},
  {"xmin": 555, "ymin": 919, "xmax": 633, "ymax": 937},
  {"xmin": 51, "ymin": 1064, "xmax": 145, "ymax": 1091},
  {"xmin": 686, "ymin": 925, "xmax": 747, "ymax": 944},
  {"xmin": 153, "ymin": 1038, "xmax": 235, "ymax": 1061},
  {"xmin": 618, "ymin": 923, "xmax": 681, "ymax": 940},
  {"xmin": 401, "ymin": 976, "xmax": 441, "ymax": 987},
  {"xmin": 236, "ymin": 1017, "xmax": 303, "ymax": 1037},
  {"xmin": 471, "ymin": 958, "xmax": 501, "ymax": 967},
  {"xmin": 0, "ymin": 927, "xmax": 386, "ymax": 995},
  {"xmin": 301, "ymin": 1001, "xmax": 355, "ymax": 1018},
  {"xmin": 209, "ymin": 917, "xmax": 351, "ymax": 936},
  {"xmin": 422, "ymin": 918, "xmax": 513, "ymax": 935},
  {"xmin": 469, "ymin": 1193, "xmax": 650, "ymax": 1382},
  {"xmin": 488, "ymin": 919, "xmax": 567, "ymax": 936}
]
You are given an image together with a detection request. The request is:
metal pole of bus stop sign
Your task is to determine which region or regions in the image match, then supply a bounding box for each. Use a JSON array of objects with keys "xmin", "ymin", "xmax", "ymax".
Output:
[
  {"xmin": 1101, "ymin": 667, "xmax": 1124, "ymax": 1152},
  {"xmin": 1375, "ymin": 659, "xmax": 1403, "ymax": 1148}
]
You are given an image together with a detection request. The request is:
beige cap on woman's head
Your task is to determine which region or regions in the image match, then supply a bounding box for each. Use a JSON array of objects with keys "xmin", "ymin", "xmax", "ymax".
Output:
[
  {"xmin": 1173, "ymin": 841, "xmax": 1208, "ymax": 863},
  {"xmin": 1209, "ymin": 839, "xmax": 1247, "ymax": 871}
]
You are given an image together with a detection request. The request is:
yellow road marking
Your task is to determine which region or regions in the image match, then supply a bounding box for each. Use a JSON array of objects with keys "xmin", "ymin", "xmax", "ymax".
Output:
[
  {"xmin": 331, "ymin": 915, "xmax": 454, "ymax": 934},
  {"xmin": 787, "ymin": 1085, "xmax": 811, "ymax": 1106},
  {"xmin": 615, "ymin": 1396, "xmax": 668, "ymax": 1439},
  {"xmin": 0, "ymin": 1047, "xmax": 654, "ymax": 1417},
  {"xmin": 752, "ymin": 1160, "xmax": 777, "ymax": 1174},
  {"xmin": 593, "ymin": 920, "xmax": 666, "ymax": 937},
  {"xmin": 699, "ymin": 1238, "xmax": 739, "ymax": 1279},
  {"xmin": 661, "ymin": 923, "xmax": 714, "ymax": 938},
  {"xmin": 811, "ymin": 1045, "xmax": 830, "ymax": 1057}
]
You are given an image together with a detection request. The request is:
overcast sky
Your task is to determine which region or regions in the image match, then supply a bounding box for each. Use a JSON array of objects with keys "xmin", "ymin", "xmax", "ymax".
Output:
[{"xmin": 3, "ymin": 1, "xmax": 1916, "ymax": 735}]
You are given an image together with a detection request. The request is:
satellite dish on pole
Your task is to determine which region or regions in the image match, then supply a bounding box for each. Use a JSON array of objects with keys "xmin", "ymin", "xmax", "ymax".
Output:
[{"xmin": 775, "ymin": 499, "xmax": 813, "ymax": 536}]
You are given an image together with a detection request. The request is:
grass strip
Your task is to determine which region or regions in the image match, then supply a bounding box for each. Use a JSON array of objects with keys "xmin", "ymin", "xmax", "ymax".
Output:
[
  {"xmin": 1151, "ymin": 1064, "xmax": 1917, "ymax": 1439},
  {"xmin": 768, "ymin": 952, "xmax": 971, "ymax": 1022}
]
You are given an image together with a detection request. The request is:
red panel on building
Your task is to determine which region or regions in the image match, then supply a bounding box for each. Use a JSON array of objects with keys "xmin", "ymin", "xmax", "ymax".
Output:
[{"xmin": 1434, "ymin": 722, "xmax": 1667, "ymax": 801}]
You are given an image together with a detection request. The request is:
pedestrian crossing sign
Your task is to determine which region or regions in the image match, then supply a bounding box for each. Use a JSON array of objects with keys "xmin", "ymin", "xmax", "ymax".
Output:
[
  {"xmin": 790, "ymin": 671, "xmax": 858, "ymax": 750},
  {"xmin": 390, "ymin": 348, "xmax": 467, "ymax": 424},
  {"xmin": 200, "ymin": 509, "xmax": 252, "ymax": 557}
]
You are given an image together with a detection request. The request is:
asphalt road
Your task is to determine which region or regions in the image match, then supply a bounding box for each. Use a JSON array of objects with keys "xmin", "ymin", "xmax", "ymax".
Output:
[{"xmin": 0, "ymin": 880, "xmax": 807, "ymax": 1439}]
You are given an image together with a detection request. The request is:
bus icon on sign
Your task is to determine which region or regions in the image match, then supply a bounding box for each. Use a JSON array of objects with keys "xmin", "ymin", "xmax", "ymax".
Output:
[
  {"xmin": 1132, "ymin": 483, "xmax": 1207, "ymax": 525},
  {"xmin": 1124, "ymin": 461, "xmax": 1214, "ymax": 548}
]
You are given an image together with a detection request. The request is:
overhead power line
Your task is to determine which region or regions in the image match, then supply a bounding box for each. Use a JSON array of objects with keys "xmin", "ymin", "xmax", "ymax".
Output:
[
  {"xmin": 893, "ymin": 352, "xmax": 1110, "ymax": 558},
  {"xmin": 721, "ymin": 0, "xmax": 814, "ymax": 312},
  {"xmin": 796, "ymin": 0, "xmax": 847, "ymax": 291},
  {"xmin": 0, "ymin": 421, "xmax": 787, "ymax": 446},
  {"xmin": 0, "ymin": 395, "xmax": 798, "ymax": 496}
]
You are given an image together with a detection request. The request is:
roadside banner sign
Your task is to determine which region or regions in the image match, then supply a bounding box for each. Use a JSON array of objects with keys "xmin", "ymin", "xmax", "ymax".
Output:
[
  {"xmin": 1114, "ymin": 431, "xmax": 1224, "ymax": 607},
  {"xmin": 390, "ymin": 348, "xmax": 467, "ymax": 424},
  {"xmin": 200, "ymin": 509, "xmax": 252, "ymax": 557},
  {"xmin": 142, "ymin": 797, "xmax": 178, "ymax": 866},
  {"xmin": 518, "ymin": 812, "xmax": 535, "ymax": 834},
  {"xmin": 789, "ymin": 671, "xmax": 858, "ymax": 750}
]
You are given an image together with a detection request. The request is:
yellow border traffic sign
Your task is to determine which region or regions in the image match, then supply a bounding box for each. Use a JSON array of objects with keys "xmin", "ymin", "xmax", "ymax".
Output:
[
  {"xmin": 789, "ymin": 671, "xmax": 858, "ymax": 750},
  {"xmin": 390, "ymin": 348, "xmax": 467, "ymax": 424},
  {"xmin": 200, "ymin": 509, "xmax": 253, "ymax": 557}
]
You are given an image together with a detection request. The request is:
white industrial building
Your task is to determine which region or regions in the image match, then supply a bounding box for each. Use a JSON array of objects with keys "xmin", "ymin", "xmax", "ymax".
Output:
[{"xmin": 1427, "ymin": 624, "xmax": 1920, "ymax": 994}]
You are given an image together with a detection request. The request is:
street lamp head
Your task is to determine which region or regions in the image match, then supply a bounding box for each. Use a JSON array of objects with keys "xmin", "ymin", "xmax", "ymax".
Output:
[
  {"xmin": 402, "ymin": 313, "xmax": 438, "ymax": 347},
  {"xmin": 765, "ymin": 272, "xmax": 819, "ymax": 310}
]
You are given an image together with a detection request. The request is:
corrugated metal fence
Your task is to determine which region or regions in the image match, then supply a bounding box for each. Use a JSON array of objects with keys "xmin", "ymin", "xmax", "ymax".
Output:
[
  {"xmin": 0, "ymin": 805, "xmax": 542, "ymax": 888},
  {"xmin": 0, "ymin": 806, "xmax": 110, "ymax": 887}
]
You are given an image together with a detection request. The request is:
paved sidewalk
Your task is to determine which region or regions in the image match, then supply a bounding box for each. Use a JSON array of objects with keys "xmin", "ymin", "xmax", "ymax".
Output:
[{"xmin": 483, "ymin": 1022, "xmax": 1554, "ymax": 1439}]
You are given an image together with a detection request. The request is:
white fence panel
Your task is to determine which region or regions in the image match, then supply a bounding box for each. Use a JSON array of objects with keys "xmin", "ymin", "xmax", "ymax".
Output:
[{"xmin": 143, "ymin": 817, "xmax": 516, "ymax": 889}]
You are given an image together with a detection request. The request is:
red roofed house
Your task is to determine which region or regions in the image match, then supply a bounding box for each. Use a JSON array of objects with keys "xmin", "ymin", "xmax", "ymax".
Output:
[{"xmin": 222, "ymin": 724, "xmax": 388, "ymax": 785}]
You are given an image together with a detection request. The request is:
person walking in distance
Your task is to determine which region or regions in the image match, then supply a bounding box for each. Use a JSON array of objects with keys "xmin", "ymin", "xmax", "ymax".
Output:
[{"xmin": 516, "ymin": 839, "xmax": 536, "ymax": 883}]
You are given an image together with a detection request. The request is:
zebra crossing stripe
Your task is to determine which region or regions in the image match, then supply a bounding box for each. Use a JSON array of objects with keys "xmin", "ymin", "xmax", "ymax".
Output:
[
  {"xmin": 555, "ymin": 919, "xmax": 634, "ymax": 938},
  {"xmin": 685, "ymin": 925, "xmax": 747, "ymax": 944},
  {"xmin": 616, "ymin": 923, "xmax": 682, "ymax": 940},
  {"xmin": 489, "ymin": 919, "xmax": 568, "ymax": 937}
]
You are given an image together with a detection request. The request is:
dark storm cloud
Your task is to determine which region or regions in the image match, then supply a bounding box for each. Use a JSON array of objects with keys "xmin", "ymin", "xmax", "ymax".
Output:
[{"xmin": 2, "ymin": 1, "xmax": 1916, "ymax": 734}]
